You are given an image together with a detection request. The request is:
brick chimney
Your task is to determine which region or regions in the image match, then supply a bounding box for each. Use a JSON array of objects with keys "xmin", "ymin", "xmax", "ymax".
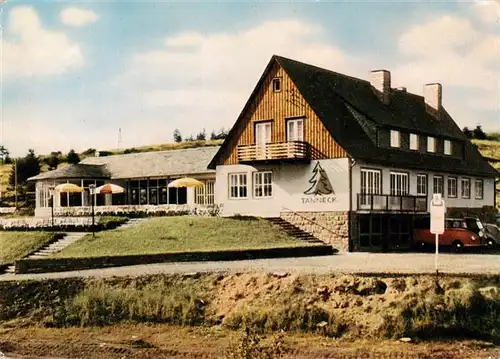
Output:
[
  {"xmin": 424, "ymin": 83, "xmax": 442, "ymax": 115},
  {"xmin": 370, "ymin": 70, "xmax": 391, "ymax": 104}
]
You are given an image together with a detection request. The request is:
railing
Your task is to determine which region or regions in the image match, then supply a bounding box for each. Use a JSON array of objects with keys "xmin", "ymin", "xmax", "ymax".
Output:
[
  {"xmin": 357, "ymin": 194, "xmax": 428, "ymax": 212},
  {"xmin": 238, "ymin": 141, "xmax": 310, "ymax": 162}
]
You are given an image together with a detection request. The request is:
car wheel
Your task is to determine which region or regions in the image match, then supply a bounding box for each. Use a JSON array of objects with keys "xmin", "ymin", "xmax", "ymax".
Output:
[{"xmin": 452, "ymin": 240, "xmax": 464, "ymax": 253}]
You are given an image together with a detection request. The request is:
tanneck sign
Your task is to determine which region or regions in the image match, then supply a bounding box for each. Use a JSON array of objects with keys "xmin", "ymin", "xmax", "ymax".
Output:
[{"xmin": 301, "ymin": 162, "xmax": 337, "ymax": 204}]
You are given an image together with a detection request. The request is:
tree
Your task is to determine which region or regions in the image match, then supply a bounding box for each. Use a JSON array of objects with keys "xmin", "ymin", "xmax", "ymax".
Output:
[
  {"xmin": 9, "ymin": 149, "xmax": 41, "ymax": 187},
  {"xmin": 196, "ymin": 128, "xmax": 207, "ymax": 141},
  {"xmin": 45, "ymin": 151, "xmax": 61, "ymax": 170},
  {"xmin": 173, "ymin": 129, "xmax": 182, "ymax": 143},
  {"xmin": 0, "ymin": 146, "xmax": 9, "ymax": 164},
  {"xmin": 210, "ymin": 128, "xmax": 228, "ymax": 140},
  {"xmin": 66, "ymin": 149, "xmax": 80, "ymax": 164},
  {"xmin": 473, "ymin": 125, "xmax": 487, "ymax": 140},
  {"xmin": 462, "ymin": 127, "xmax": 473, "ymax": 139},
  {"xmin": 303, "ymin": 162, "xmax": 334, "ymax": 195}
]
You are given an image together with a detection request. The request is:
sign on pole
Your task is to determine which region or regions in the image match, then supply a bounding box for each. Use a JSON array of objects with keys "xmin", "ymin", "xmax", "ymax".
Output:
[{"xmin": 429, "ymin": 193, "xmax": 446, "ymax": 276}]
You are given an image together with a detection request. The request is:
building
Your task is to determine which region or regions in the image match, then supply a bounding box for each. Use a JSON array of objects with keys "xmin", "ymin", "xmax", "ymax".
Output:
[
  {"xmin": 29, "ymin": 146, "xmax": 219, "ymax": 217},
  {"xmin": 208, "ymin": 55, "xmax": 498, "ymax": 252}
]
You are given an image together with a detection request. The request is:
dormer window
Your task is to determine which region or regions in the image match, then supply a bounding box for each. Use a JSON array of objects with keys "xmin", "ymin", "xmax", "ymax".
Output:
[
  {"xmin": 427, "ymin": 136, "xmax": 436, "ymax": 153},
  {"xmin": 410, "ymin": 133, "xmax": 419, "ymax": 151},
  {"xmin": 444, "ymin": 140, "xmax": 452, "ymax": 155},
  {"xmin": 272, "ymin": 78, "xmax": 281, "ymax": 92},
  {"xmin": 390, "ymin": 130, "xmax": 400, "ymax": 148}
]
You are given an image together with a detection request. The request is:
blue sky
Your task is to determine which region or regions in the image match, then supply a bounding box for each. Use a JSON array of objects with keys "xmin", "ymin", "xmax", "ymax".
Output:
[{"xmin": 2, "ymin": 0, "xmax": 499, "ymax": 156}]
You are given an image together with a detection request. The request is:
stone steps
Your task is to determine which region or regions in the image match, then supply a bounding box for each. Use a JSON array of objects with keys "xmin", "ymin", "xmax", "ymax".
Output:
[{"xmin": 267, "ymin": 217, "xmax": 325, "ymax": 245}]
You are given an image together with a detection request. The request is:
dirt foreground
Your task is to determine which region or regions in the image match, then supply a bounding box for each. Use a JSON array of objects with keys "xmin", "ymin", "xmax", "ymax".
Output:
[{"xmin": 1, "ymin": 324, "xmax": 499, "ymax": 359}]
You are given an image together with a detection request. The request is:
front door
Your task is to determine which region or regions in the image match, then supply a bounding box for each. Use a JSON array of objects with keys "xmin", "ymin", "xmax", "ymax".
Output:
[{"xmin": 255, "ymin": 122, "xmax": 271, "ymax": 159}]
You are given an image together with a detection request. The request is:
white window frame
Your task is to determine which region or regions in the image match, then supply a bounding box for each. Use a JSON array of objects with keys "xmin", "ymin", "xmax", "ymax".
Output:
[
  {"xmin": 410, "ymin": 133, "xmax": 419, "ymax": 151},
  {"xmin": 194, "ymin": 180, "xmax": 215, "ymax": 205},
  {"xmin": 461, "ymin": 178, "xmax": 470, "ymax": 199},
  {"xmin": 433, "ymin": 175, "xmax": 444, "ymax": 195},
  {"xmin": 389, "ymin": 171, "xmax": 409, "ymax": 196},
  {"xmin": 416, "ymin": 174, "xmax": 427, "ymax": 196},
  {"xmin": 228, "ymin": 173, "xmax": 248, "ymax": 199},
  {"xmin": 447, "ymin": 176, "xmax": 457, "ymax": 198},
  {"xmin": 475, "ymin": 179, "xmax": 484, "ymax": 200},
  {"xmin": 427, "ymin": 136, "xmax": 436, "ymax": 153},
  {"xmin": 360, "ymin": 168, "xmax": 382, "ymax": 207},
  {"xmin": 390, "ymin": 130, "xmax": 400, "ymax": 148},
  {"xmin": 444, "ymin": 140, "xmax": 452, "ymax": 155},
  {"xmin": 253, "ymin": 171, "xmax": 273, "ymax": 198},
  {"xmin": 286, "ymin": 118, "xmax": 304, "ymax": 142}
]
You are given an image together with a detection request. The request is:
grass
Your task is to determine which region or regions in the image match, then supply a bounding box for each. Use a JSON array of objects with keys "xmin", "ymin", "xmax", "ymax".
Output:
[
  {"xmin": 0, "ymin": 231, "xmax": 55, "ymax": 265},
  {"xmin": 52, "ymin": 216, "xmax": 314, "ymax": 258}
]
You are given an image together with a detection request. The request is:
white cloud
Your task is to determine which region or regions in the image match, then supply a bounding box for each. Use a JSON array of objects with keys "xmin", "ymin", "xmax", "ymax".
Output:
[
  {"xmin": 471, "ymin": 0, "xmax": 500, "ymax": 25},
  {"xmin": 2, "ymin": 6, "xmax": 83, "ymax": 77},
  {"xmin": 60, "ymin": 7, "xmax": 99, "ymax": 27},
  {"xmin": 394, "ymin": 11, "xmax": 499, "ymax": 125},
  {"xmin": 120, "ymin": 19, "xmax": 367, "ymax": 139}
]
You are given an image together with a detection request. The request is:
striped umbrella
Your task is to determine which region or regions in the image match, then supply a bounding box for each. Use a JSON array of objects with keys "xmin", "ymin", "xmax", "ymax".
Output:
[
  {"xmin": 55, "ymin": 183, "xmax": 84, "ymax": 193},
  {"xmin": 95, "ymin": 184, "xmax": 125, "ymax": 194}
]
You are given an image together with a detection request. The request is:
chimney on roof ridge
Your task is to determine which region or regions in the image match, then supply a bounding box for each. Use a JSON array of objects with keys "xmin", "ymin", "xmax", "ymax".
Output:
[
  {"xmin": 424, "ymin": 83, "xmax": 442, "ymax": 116},
  {"xmin": 370, "ymin": 70, "xmax": 391, "ymax": 104}
]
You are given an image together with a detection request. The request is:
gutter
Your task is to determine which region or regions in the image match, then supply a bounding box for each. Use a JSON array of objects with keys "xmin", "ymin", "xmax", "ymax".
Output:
[{"xmin": 348, "ymin": 156, "xmax": 356, "ymax": 252}]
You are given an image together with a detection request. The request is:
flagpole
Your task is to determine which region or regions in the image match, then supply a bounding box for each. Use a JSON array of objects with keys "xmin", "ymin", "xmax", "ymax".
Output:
[{"xmin": 14, "ymin": 159, "xmax": 17, "ymax": 208}]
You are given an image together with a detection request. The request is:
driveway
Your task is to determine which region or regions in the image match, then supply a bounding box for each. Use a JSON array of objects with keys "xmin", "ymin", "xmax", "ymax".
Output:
[{"xmin": 0, "ymin": 252, "xmax": 498, "ymax": 282}]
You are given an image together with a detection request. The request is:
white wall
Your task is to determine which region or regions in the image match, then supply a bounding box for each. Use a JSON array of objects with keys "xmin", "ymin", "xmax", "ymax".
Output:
[
  {"xmin": 215, "ymin": 159, "xmax": 350, "ymax": 217},
  {"xmin": 351, "ymin": 161, "xmax": 495, "ymax": 210}
]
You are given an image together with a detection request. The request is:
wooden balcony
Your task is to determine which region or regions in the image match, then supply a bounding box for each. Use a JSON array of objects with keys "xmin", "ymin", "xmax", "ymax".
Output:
[
  {"xmin": 238, "ymin": 141, "xmax": 311, "ymax": 164},
  {"xmin": 357, "ymin": 194, "xmax": 428, "ymax": 213}
]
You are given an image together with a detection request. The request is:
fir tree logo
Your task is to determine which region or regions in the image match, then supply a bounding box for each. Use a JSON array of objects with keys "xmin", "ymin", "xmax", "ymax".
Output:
[{"xmin": 304, "ymin": 162, "xmax": 334, "ymax": 196}]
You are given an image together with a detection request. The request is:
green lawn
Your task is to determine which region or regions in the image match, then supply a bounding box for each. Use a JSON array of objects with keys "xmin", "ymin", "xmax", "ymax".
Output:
[
  {"xmin": 0, "ymin": 231, "xmax": 54, "ymax": 265},
  {"xmin": 53, "ymin": 216, "xmax": 315, "ymax": 258}
]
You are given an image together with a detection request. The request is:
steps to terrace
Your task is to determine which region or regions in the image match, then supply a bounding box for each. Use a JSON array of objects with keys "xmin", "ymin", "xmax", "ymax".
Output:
[
  {"xmin": 267, "ymin": 217, "xmax": 325, "ymax": 245},
  {"xmin": 117, "ymin": 218, "xmax": 150, "ymax": 229}
]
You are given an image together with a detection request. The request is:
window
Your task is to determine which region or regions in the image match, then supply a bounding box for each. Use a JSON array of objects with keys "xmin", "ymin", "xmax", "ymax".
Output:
[
  {"xmin": 253, "ymin": 171, "xmax": 273, "ymax": 198},
  {"xmin": 390, "ymin": 130, "xmax": 400, "ymax": 148},
  {"xmin": 447, "ymin": 177, "xmax": 457, "ymax": 198},
  {"xmin": 416, "ymin": 174, "xmax": 427, "ymax": 195},
  {"xmin": 427, "ymin": 136, "xmax": 436, "ymax": 152},
  {"xmin": 194, "ymin": 180, "xmax": 215, "ymax": 205},
  {"xmin": 410, "ymin": 134, "xmax": 419, "ymax": 151},
  {"xmin": 272, "ymin": 78, "xmax": 281, "ymax": 92},
  {"xmin": 461, "ymin": 178, "xmax": 470, "ymax": 199},
  {"xmin": 444, "ymin": 140, "xmax": 452, "ymax": 155},
  {"xmin": 287, "ymin": 118, "xmax": 304, "ymax": 142},
  {"xmin": 229, "ymin": 173, "xmax": 248, "ymax": 199},
  {"xmin": 475, "ymin": 179, "xmax": 484, "ymax": 199},
  {"xmin": 360, "ymin": 169, "xmax": 381, "ymax": 207},
  {"xmin": 433, "ymin": 175, "xmax": 444, "ymax": 195},
  {"xmin": 390, "ymin": 172, "xmax": 409, "ymax": 196}
]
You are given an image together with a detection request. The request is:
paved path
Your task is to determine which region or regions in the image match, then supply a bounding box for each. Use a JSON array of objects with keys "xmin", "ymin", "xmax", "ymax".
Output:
[{"xmin": 1, "ymin": 252, "xmax": 498, "ymax": 281}]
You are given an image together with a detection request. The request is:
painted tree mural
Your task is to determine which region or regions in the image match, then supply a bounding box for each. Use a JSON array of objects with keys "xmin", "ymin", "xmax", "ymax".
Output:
[{"xmin": 304, "ymin": 162, "xmax": 334, "ymax": 195}]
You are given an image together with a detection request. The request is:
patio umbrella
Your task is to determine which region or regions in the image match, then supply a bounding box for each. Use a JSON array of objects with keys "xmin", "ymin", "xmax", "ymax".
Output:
[
  {"xmin": 167, "ymin": 177, "xmax": 204, "ymax": 188},
  {"xmin": 95, "ymin": 183, "xmax": 125, "ymax": 194},
  {"xmin": 54, "ymin": 183, "xmax": 83, "ymax": 193}
]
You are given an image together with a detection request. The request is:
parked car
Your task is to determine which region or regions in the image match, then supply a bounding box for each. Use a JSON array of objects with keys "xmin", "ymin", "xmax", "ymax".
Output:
[
  {"xmin": 413, "ymin": 216, "xmax": 495, "ymax": 251},
  {"xmin": 484, "ymin": 223, "xmax": 499, "ymax": 247}
]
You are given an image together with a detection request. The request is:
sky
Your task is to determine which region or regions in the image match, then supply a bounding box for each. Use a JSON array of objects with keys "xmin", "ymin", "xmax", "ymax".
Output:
[{"xmin": 1, "ymin": 0, "xmax": 499, "ymax": 157}]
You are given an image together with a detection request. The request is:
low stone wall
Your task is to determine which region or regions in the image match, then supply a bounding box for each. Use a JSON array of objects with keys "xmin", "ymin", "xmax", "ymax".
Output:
[
  {"xmin": 280, "ymin": 211, "xmax": 349, "ymax": 252},
  {"xmin": 14, "ymin": 245, "xmax": 335, "ymax": 274}
]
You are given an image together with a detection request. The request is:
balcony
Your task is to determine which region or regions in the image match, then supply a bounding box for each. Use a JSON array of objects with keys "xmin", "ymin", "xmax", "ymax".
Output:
[
  {"xmin": 238, "ymin": 141, "xmax": 311, "ymax": 164},
  {"xmin": 357, "ymin": 193, "xmax": 428, "ymax": 213}
]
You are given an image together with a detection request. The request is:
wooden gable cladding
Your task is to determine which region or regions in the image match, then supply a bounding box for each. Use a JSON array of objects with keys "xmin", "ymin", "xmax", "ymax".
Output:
[{"xmin": 220, "ymin": 61, "xmax": 347, "ymax": 165}]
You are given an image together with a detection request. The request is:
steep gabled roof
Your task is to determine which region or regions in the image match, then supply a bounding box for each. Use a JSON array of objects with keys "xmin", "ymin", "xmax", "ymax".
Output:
[
  {"xmin": 28, "ymin": 164, "xmax": 110, "ymax": 181},
  {"xmin": 209, "ymin": 55, "xmax": 498, "ymax": 178}
]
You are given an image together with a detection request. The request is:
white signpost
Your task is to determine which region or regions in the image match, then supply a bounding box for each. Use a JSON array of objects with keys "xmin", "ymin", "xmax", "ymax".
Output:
[{"xmin": 429, "ymin": 193, "xmax": 446, "ymax": 276}]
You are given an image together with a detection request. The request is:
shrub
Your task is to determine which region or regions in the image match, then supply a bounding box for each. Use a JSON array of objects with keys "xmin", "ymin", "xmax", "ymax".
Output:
[{"xmin": 224, "ymin": 328, "xmax": 285, "ymax": 359}]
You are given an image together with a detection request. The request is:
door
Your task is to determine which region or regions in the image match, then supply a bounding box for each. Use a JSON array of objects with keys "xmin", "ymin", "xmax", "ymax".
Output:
[{"xmin": 255, "ymin": 122, "xmax": 272, "ymax": 159}]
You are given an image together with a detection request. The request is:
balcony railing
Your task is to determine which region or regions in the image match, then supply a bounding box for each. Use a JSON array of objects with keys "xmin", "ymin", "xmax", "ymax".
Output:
[
  {"xmin": 357, "ymin": 193, "xmax": 428, "ymax": 212},
  {"xmin": 238, "ymin": 141, "xmax": 310, "ymax": 163}
]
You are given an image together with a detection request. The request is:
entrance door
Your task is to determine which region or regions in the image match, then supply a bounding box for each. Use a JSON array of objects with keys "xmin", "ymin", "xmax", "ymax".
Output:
[{"xmin": 255, "ymin": 122, "xmax": 271, "ymax": 159}]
